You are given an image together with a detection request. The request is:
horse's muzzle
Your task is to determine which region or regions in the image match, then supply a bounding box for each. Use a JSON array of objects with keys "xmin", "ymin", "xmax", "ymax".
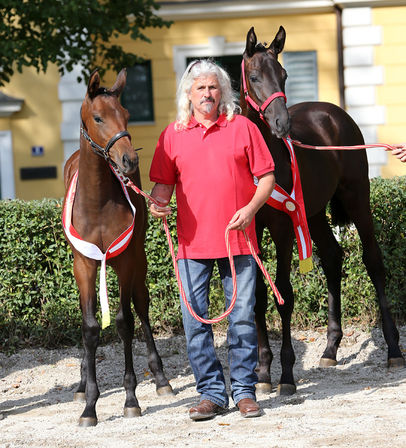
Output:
[
  {"xmin": 120, "ymin": 152, "xmax": 139, "ymax": 175},
  {"xmin": 272, "ymin": 115, "xmax": 291, "ymax": 138},
  {"xmin": 267, "ymin": 106, "xmax": 291, "ymax": 138}
]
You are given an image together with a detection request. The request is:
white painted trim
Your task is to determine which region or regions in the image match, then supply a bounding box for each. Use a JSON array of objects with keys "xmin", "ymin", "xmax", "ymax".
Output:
[
  {"xmin": 0, "ymin": 101, "xmax": 24, "ymax": 117},
  {"xmin": 337, "ymin": 0, "xmax": 406, "ymax": 7},
  {"xmin": 344, "ymin": 66, "xmax": 384, "ymax": 87},
  {"xmin": 343, "ymin": 26, "xmax": 382, "ymax": 47},
  {"xmin": 156, "ymin": 1, "xmax": 406, "ymax": 21},
  {"xmin": 341, "ymin": 7, "xmax": 372, "ymax": 26},
  {"xmin": 173, "ymin": 37, "xmax": 245, "ymax": 85},
  {"xmin": 341, "ymin": 5, "xmax": 386, "ymax": 177},
  {"xmin": 344, "ymin": 46, "xmax": 374, "ymax": 67},
  {"xmin": 345, "ymin": 86, "xmax": 375, "ymax": 106},
  {"xmin": 0, "ymin": 130, "xmax": 16, "ymax": 199},
  {"xmin": 58, "ymin": 64, "xmax": 86, "ymax": 166},
  {"xmin": 157, "ymin": 1, "xmax": 336, "ymax": 20},
  {"xmin": 346, "ymin": 105, "xmax": 385, "ymax": 126}
]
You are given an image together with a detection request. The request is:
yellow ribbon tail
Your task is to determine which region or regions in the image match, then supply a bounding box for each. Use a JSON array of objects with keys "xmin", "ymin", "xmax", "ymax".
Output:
[
  {"xmin": 101, "ymin": 311, "xmax": 111, "ymax": 329},
  {"xmin": 299, "ymin": 257, "xmax": 313, "ymax": 274}
]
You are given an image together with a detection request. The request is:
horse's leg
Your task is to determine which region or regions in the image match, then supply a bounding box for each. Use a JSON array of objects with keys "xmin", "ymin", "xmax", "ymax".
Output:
[
  {"xmin": 113, "ymin": 269, "xmax": 141, "ymax": 417},
  {"xmin": 131, "ymin": 246, "xmax": 173, "ymax": 396},
  {"xmin": 308, "ymin": 210, "xmax": 344, "ymax": 366},
  {"xmin": 268, "ymin": 217, "xmax": 297, "ymax": 395},
  {"xmin": 73, "ymin": 256, "xmax": 100, "ymax": 427},
  {"xmin": 254, "ymin": 224, "xmax": 274, "ymax": 393},
  {"xmin": 338, "ymin": 192, "xmax": 405, "ymax": 368},
  {"xmin": 73, "ymin": 357, "xmax": 87, "ymax": 402}
]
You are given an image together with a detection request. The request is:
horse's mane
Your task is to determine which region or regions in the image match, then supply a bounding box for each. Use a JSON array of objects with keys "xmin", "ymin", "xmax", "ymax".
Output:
[
  {"xmin": 255, "ymin": 43, "xmax": 268, "ymax": 52},
  {"xmin": 94, "ymin": 87, "xmax": 115, "ymax": 97}
]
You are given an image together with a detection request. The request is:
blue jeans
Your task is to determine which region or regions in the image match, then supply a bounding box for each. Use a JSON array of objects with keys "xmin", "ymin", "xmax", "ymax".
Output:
[{"xmin": 178, "ymin": 255, "xmax": 258, "ymax": 408}]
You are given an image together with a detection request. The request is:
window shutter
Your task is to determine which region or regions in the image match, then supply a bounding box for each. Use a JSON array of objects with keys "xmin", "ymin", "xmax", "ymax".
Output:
[
  {"xmin": 121, "ymin": 61, "xmax": 154, "ymax": 123},
  {"xmin": 282, "ymin": 51, "xmax": 318, "ymax": 107}
]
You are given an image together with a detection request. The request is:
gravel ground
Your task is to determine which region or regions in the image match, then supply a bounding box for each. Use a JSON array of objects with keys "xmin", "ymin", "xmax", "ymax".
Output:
[{"xmin": 1, "ymin": 326, "xmax": 406, "ymax": 448}]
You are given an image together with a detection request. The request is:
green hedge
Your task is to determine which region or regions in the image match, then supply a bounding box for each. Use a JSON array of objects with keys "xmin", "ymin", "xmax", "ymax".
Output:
[{"xmin": 0, "ymin": 176, "xmax": 405, "ymax": 351}]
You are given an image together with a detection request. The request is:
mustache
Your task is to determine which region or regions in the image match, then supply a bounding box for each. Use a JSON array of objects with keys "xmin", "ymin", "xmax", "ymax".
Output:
[{"xmin": 200, "ymin": 97, "xmax": 215, "ymax": 104}]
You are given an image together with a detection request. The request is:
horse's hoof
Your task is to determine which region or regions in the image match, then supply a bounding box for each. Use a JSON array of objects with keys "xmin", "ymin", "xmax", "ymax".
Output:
[
  {"xmin": 124, "ymin": 407, "xmax": 142, "ymax": 418},
  {"xmin": 78, "ymin": 417, "xmax": 97, "ymax": 427},
  {"xmin": 276, "ymin": 384, "xmax": 296, "ymax": 396},
  {"xmin": 73, "ymin": 392, "xmax": 86, "ymax": 402},
  {"xmin": 319, "ymin": 357, "xmax": 337, "ymax": 367},
  {"xmin": 388, "ymin": 357, "xmax": 406, "ymax": 370},
  {"xmin": 156, "ymin": 385, "xmax": 174, "ymax": 396},
  {"xmin": 255, "ymin": 382, "xmax": 272, "ymax": 394}
]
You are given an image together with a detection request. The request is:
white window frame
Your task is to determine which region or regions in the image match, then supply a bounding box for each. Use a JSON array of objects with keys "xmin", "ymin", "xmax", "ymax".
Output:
[
  {"xmin": 173, "ymin": 36, "xmax": 245, "ymax": 86},
  {"xmin": 0, "ymin": 130, "xmax": 16, "ymax": 199}
]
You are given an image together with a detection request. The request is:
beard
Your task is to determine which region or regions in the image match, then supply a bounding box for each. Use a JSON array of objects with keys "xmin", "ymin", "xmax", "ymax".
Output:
[{"xmin": 201, "ymin": 102, "xmax": 214, "ymax": 114}]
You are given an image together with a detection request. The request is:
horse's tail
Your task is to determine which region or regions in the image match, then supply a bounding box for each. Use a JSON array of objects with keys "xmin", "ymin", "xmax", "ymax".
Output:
[{"xmin": 330, "ymin": 194, "xmax": 352, "ymax": 227}]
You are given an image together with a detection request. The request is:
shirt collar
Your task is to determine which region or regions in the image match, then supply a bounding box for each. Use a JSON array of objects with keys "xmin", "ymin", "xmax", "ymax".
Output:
[{"xmin": 187, "ymin": 113, "xmax": 228, "ymax": 129}]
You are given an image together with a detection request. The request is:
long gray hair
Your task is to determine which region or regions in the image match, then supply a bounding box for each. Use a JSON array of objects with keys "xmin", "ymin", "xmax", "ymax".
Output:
[{"xmin": 175, "ymin": 59, "xmax": 240, "ymax": 130}]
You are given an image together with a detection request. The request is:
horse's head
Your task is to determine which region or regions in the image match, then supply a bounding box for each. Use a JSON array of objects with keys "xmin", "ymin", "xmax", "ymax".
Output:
[
  {"xmin": 81, "ymin": 69, "xmax": 139, "ymax": 175},
  {"xmin": 242, "ymin": 26, "xmax": 291, "ymax": 138}
]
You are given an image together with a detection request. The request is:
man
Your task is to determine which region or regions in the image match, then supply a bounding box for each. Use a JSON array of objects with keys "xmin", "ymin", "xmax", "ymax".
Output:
[{"xmin": 149, "ymin": 59, "xmax": 275, "ymax": 420}]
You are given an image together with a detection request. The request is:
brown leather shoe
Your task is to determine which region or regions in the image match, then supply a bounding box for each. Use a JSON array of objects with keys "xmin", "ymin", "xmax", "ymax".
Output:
[
  {"xmin": 237, "ymin": 398, "xmax": 261, "ymax": 418},
  {"xmin": 189, "ymin": 399, "xmax": 225, "ymax": 421}
]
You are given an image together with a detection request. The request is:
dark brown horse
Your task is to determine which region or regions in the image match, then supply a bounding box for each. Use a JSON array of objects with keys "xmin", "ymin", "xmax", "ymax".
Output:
[
  {"xmin": 63, "ymin": 69, "xmax": 173, "ymax": 426},
  {"xmin": 241, "ymin": 27, "xmax": 405, "ymax": 395}
]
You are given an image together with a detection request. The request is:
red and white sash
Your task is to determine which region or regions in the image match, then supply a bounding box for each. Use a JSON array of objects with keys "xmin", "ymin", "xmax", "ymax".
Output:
[
  {"xmin": 263, "ymin": 137, "xmax": 313, "ymax": 273},
  {"xmin": 62, "ymin": 170, "xmax": 136, "ymax": 328}
]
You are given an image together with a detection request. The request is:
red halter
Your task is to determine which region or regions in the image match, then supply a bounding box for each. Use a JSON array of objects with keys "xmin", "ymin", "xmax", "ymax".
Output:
[{"xmin": 241, "ymin": 59, "xmax": 286, "ymax": 122}]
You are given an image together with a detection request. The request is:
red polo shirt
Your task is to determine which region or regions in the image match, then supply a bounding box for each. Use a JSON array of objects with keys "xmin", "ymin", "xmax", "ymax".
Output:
[{"xmin": 150, "ymin": 114, "xmax": 274, "ymax": 259}]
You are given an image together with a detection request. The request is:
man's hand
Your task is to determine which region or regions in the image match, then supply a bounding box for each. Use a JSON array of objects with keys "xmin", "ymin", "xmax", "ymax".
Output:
[
  {"xmin": 390, "ymin": 144, "xmax": 406, "ymax": 163},
  {"xmin": 228, "ymin": 205, "xmax": 255, "ymax": 231},
  {"xmin": 228, "ymin": 171, "xmax": 275, "ymax": 231},
  {"xmin": 149, "ymin": 183, "xmax": 175, "ymax": 219},
  {"xmin": 149, "ymin": 202, "xmax": 172, "ymax": 218}
]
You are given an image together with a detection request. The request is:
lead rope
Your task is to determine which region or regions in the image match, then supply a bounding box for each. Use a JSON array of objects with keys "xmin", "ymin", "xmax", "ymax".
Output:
[
  {"xmin": 287, "ymin": 138, "xmax": 406, "ymax": 152},
  {"xmin": 111, "ymin": 165, "xmax": 284, "ymax": 325}
]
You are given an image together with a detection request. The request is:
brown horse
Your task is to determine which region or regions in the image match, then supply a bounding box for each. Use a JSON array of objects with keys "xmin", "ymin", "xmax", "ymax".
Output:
[
  {"xmin": 241, "ymin": 27, "xmax": 405, "ymax": 395},
  {"xmin": 63, "ymin": 69, "xmax": 173, "ymax": 426}
]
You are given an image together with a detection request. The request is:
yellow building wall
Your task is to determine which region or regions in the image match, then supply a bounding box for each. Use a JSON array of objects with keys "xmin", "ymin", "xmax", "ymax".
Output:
[
  {"xmin": 4, "ymin": 9, "xmax": 405, "ymax": 198},
  {"xmin": 109, "ymin": 12, "xmax": 339, "ymax": 190},
  {"xmin": 0, "ymin": 65, "xmax": 64, "ymax": 199},
  {"xmin": 374, "ymin": 6, "xmax": 406, "ymax": 178}
]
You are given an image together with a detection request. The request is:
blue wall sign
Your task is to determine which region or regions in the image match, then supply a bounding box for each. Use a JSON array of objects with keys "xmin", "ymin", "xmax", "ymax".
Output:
[{"xmin": 31, "ymin": 146, "xmax": 44, "ymax": 156}]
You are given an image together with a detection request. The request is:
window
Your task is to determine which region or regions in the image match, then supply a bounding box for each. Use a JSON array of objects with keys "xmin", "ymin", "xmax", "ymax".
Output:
[
  {"xmin": 282, "ymin": 51, "xmax": 318, "ymax": 107},
  {"xmin": 186, "ymin": 55, "xmax": 241, "ymax": 96},
  {"xmin": 184, "ymin": 51, "xmax": 318, "ymax": 109},
  {"xmin": 121, "ymin": 61, "xmax": 154, "ymax": 123},
  {"xmin": 186, "ymin": 52, "xmax": 318, "ymax": 108}
]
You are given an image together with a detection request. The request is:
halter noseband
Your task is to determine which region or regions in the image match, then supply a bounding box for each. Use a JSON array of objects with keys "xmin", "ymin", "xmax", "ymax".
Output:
[{"xmin": 241, "ymin": 59, "xmax": 287, "ymax": 122}]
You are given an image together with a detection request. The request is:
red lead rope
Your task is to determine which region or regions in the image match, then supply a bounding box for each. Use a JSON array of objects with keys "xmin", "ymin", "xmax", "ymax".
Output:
[
  {"xmin": 111, "ymin": 164, "xmax": 284, "ymax": 324},
  {"xmin": 287, "ymin": 138, "xmax": 406, "ymax": 152}
]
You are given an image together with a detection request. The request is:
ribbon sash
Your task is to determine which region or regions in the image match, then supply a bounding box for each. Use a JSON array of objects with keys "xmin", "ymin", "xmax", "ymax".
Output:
[
  {"xmin": 262, "ymin": 137, "xmax": 313, "ymax": 273},
  {"xmin": 62, "ymin": 169, "xmax": 136, "ymax": 328}
]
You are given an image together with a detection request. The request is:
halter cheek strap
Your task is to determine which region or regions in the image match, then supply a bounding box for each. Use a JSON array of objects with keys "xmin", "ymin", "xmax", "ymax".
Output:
[{"xmin": 241, "ymin": 59, "xmax": 287, "ymax": 122}]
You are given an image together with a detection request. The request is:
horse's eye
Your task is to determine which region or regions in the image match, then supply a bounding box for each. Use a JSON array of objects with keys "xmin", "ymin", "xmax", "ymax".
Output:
[
  {"xmin": 249, "ymin": 75, "xmax": 258, "ymax": 83},
  {"xmin": 94, "ymin": 116, "xmax": 103, "ymax": 124}
]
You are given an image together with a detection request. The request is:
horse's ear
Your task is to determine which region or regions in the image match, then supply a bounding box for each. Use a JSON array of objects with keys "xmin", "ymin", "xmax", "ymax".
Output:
[
  {"xmin": 110, "ymin": 69, "xmax": 127, "ymax": 97},
  {"xmin": 245, "ymin": 27, "xmax": 257, "ymax": 58},
  {"xmin": 269, "ymin": 26, "xmax": 286, "ymax": 56},
  {"xmin": 87, "ymin": 69, "xmax": 100, "ymax": 99}
]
